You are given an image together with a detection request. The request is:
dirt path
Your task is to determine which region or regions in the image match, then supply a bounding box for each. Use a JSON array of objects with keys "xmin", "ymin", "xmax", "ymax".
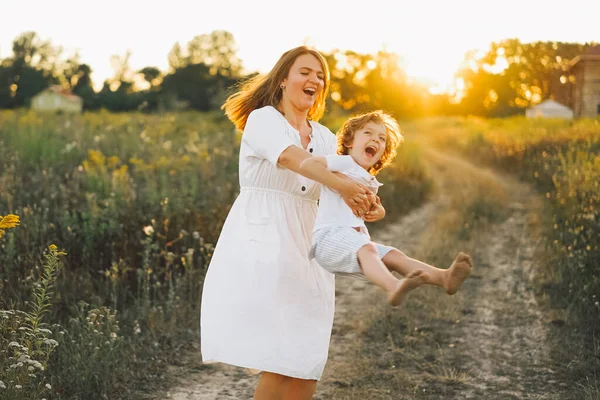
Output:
[
  {"xmin": 159, "ymin": 149, "xmax": 582, "ymax": 399},
  {"xmin": 420, "ymin": 153, "xmax": 569, "ymax": 398}
]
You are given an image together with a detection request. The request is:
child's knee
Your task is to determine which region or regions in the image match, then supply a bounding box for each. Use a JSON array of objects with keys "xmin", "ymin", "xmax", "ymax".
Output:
[
  {"xmin": 389, "ymin": 248, "xmax": 407, "ymax": 259},
  {"xmin": 358, "ymin": 242, "xmax": 379, "ymax": 258}
]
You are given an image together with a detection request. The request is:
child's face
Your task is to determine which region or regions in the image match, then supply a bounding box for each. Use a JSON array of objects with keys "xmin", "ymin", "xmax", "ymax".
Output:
[{"xmin": 346, "ymin": 122, "xmax": 387, "ymax": 170}]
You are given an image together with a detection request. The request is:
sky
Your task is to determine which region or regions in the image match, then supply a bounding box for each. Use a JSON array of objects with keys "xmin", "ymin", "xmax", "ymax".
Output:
[{"xmin": 1, "ymin": 0, "xmax": 597, "ymax": 92}]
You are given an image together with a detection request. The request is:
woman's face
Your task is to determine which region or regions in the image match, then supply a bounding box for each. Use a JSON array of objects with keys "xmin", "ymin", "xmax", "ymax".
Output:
[{"xmin": 281, "ymin": 53, "xmax": 325, "ymax": 112}]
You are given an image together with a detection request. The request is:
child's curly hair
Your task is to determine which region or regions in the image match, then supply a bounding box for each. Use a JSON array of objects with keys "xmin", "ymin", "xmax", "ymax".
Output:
[{"xmin": 336, "ymin": 110, "xmax": 404, "ymax": 175}]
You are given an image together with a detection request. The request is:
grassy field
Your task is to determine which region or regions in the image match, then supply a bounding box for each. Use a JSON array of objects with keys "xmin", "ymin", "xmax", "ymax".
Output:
[
  {"xmin": 0, "ymin": 109, "xmax": 431, "ymax": 399},
  {"xmin": 423, "ymin": 116, "xmax": 600, "ymax": 330},
  {"xmin": 1, "ymin": 110, "xmax": 597, "ymax": 399}
]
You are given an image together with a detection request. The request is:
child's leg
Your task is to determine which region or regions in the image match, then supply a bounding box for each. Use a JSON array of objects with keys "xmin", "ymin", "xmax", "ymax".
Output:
[
  {"xmin": 357, "ymin": 243, "xmax": 426, "ymax": 306},
  {"xmin": 382, "ymin": 249, "xmax": 472, "ymax": 295}
]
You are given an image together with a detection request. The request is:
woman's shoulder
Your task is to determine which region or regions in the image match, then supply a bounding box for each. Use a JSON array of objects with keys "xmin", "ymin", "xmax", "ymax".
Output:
[
  {"xmin": 310, "ymin": 120, "xmax": 336, "ymax": 142},
  {"xmin": 245, "ymin": 106, "xmax": 284, "ymax": 131},
  {"xmin": 249, "ymin": 105, "xmax": 280, "ymax": 119}
]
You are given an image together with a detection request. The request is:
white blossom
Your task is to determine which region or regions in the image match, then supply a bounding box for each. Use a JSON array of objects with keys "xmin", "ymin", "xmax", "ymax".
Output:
[
  {"xmin": 43, "ymin": 339, "xmax": 58, "ymax": 347},
  {"xmin": 0, "ymin": 381, "xmax": 6, "ymax": 389},
  {"xmin": 45, "ymin": 383, "xmax": 51, "ymax": 390},
  {"xmin": 15, "ymin": 385, "xmax": 22, "ymax": 389}
]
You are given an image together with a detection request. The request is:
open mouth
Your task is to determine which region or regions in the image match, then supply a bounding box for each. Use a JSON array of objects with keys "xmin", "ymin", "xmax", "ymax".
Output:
[
  {"xmin": 365, "ymin": 145, "xmax": 377, "ymax": 158},
  {"xmin": 303, "ymin": 88, "xmax": 316, "ymax": 96}
]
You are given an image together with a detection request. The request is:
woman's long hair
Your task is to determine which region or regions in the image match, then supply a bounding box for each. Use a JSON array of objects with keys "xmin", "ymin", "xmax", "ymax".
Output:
[{"xmin": 222, "ymin": 46, "xmax": 330, "ymax": 131}]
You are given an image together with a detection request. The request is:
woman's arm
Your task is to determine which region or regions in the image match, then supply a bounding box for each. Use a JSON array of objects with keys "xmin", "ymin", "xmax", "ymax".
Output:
[{"xmin": 279, "ymin": 147, "xmax": 371, "ymax": 215}]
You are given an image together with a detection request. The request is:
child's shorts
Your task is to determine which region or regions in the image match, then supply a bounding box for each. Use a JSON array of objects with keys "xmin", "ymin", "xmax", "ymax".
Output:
[{"xmin": 309, "ymin": 226, "xmax": 394, "ymax": 275}]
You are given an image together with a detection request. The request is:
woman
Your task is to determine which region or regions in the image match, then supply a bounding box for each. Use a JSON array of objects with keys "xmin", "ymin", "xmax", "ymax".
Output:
[{"xmin": 200, "ymin": 46, "xmax": 379, "ymax": 399}]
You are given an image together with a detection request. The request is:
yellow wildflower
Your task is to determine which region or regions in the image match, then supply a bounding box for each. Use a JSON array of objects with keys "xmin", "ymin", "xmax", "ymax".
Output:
[
  {"xmin": 48, "ymin": 244, "xmax": 67, "ymax": 255},
  {"xmin": 0, "ymin": 214, "xmax": 20, "ymax": 239},
  {"xmin": 88, "ymin": 149, "xmax": 106, "ymax": 166},
  {"xmin": 107, "ymin": 156, "xmax": 120, "ymax": 169}
]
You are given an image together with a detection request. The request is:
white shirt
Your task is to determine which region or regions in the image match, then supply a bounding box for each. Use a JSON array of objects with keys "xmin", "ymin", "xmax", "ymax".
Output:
[
  {"xmin": 313, "ymin": 154, "xmax": 382, "ymax": 234},
  {"xmin": 200, "ymin": 106, "xmax": 338, "ymax": 380}
]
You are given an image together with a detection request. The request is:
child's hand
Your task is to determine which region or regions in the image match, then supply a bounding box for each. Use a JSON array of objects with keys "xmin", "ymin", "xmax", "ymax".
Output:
[{"xmin": 363, "ymin": 196, "xmax": 385, "ymax": 222}]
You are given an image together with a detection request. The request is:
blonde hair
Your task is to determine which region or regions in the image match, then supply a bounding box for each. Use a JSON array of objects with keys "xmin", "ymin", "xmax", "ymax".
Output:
[
  {"xmin": 337, "ymin": 110, "xmax": 404, "ymax": 175},
  {"xmin": 221, "ymin": 46, "xmax": 330, "ymax": 131}
]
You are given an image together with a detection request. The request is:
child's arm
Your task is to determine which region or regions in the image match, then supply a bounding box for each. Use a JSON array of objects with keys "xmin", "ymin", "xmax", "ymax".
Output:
[
  {"xmin": 298, "ymin": 155, "xmax": 328, "ymax": 172},
  {"xmin": 300, "ymin": 156, "xmax": 378, "ymax": 216},
  {"xmin": 297, "ymin": 155, "xmax": 370, "ymax": 215}
]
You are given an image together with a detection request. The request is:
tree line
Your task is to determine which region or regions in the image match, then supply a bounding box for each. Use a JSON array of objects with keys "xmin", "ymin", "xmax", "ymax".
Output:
[{"xmin": 0, "ymin": 30, "xmax": 595, "ymax": 118}]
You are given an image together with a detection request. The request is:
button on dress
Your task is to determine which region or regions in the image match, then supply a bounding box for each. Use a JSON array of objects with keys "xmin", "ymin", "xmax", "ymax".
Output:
[{"xmin": 200, "ymin": 105, "xmax": 338, "ymax": 380}]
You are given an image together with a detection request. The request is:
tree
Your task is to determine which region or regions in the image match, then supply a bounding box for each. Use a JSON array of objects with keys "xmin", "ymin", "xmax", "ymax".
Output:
[
  {"xmin": 138, "ymin": 66, "xmax": 162, "ymax": 90},
  {"xmin": 167, "ymin": 30, "xmax": 242, "ymax": 78},
  {"xmin": 109, "ymin": 50, "xmax": 135, "ymax": 92},
  {"xmin": 11, "ymin": 31, "xmax": 54, "ymax": 69},
  {"xmin": 455, "ymin": 39, "xmax": 595, "ymax": 116},
  {"xmin": 323, "ymin": 49, "xmax": 425, "ymax": 119},
  {"xmin": 72, "ymin": 64, "xmax": 96, "ymax": 110},
  {"xmin": 61, "ymin": 51, "xmax": 82, "ymax": 89},
  {"xmin": 0, "ymin": 31, "xmax": 59, "ymax": 107},
  {"xmin": 161, "ymin": 63, "xmax": 215, "ymax": 111}
]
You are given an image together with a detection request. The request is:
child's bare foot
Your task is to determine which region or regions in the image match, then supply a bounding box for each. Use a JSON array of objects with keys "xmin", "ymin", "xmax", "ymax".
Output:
[
  {"xmin": 445, "ymin": 252, "xmax": 473, "ymax": 295},
  {"xmin": 387, "ymin": 270, "xmax": 427, "ymax": 307}
]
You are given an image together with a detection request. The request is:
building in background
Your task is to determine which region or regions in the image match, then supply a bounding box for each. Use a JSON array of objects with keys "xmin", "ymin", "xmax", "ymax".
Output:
[
  {"xmin": 526, "ymin": 99, "xmax": 574, "ymax": 119},
  {"xmin": 568, "ymin": 45, "xmax": 600, "ymax": 118},
  {"xmin": 31, "ymin": 85, "xmax": 83, "ymax": 113}
]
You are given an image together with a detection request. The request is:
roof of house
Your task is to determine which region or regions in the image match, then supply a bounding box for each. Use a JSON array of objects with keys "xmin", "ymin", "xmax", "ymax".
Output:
[
  {"xmin": 529, "ymin": 99, "xmax": 572, "ymax": 111},
  {"xmin": 569, "ymin": 45, "xmax": 600, "ymax": 68},
  {"xmin": 35, "ymin": 85, "xmax": 83, "ymax": 103},
  {"xmin": 584, "ymin": 45, "xmax": 600, "ymax": 56}
]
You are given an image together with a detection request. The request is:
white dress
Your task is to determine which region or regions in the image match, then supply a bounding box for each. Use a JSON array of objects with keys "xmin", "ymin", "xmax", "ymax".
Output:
[{"xmin": 200, "ymin": 105, "xmax": 337, "ymax": 380}]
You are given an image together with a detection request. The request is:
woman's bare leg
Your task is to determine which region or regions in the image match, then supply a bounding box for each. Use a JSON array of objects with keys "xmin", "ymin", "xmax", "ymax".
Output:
[
  {"xmin": 382, "ymin": 249, "xmax": 472, "ymax": 294},
  {"xmin": 254, "ymin": 372, "xmax": 289, "ymax": 400},
  {"xmin": 254, "ymin": 372, "xmax": 317, "ymax": 400},
  {"xmin": 283, "ymin": 378, "xmax": 317, "ymax": 400}
]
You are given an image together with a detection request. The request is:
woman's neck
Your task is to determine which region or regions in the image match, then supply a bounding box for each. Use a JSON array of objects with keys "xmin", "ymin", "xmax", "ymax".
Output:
[{"xmin": 277, "ymin": 101, "xmax": 309, "ymax": 131}]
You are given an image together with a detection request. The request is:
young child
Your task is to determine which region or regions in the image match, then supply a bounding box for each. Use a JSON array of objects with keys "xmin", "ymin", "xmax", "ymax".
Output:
[{"xmin": 300, "ymin": 111, "xmax": 473, "ymax": 306}]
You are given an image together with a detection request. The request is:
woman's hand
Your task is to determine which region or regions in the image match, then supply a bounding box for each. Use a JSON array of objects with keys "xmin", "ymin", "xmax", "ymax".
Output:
[
  {"xmin": 336, "ymin": 175, "xmax": 373, "ymax": 217},
  {"xmin": 363, "ymin": 195, "xmax": 386, "ymax": 222}
]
